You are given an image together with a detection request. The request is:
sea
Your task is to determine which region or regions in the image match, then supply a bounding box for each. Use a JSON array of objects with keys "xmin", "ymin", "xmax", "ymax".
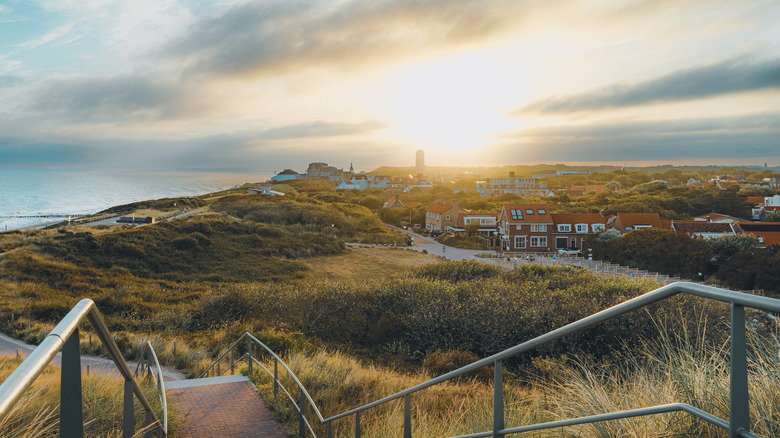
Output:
[{"xmin": 0, "ymin": 169, "xmax": 271, "ymax": 231}]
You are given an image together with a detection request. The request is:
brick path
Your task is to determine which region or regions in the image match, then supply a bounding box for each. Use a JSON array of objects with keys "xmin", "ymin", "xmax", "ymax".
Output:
[{"xmin": 167, "ymin": 375, "xmax": 286, "ymax": 438}]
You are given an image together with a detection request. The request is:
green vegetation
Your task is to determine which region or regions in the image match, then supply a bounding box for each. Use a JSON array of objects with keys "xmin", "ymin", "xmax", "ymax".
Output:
[{"xmin": 588, "ymin": 229, "xmax": 780, "ymax": 294}]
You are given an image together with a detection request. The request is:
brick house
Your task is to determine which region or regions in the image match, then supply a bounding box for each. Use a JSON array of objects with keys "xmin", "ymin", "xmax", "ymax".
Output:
[
  {"xmin": 736, "ymin": 222, "xmax": 780, "ymax": 248},
  {"xmin": 550, "ymin": 213, "xmax": 607, "ymax": 251},
  {"xmin": 497, "ymin": 204, "xmax": 553, "ymax": 252},
  {"xmin": 425, "ymin": 200, "xmax": 467, "ymax": 234}
]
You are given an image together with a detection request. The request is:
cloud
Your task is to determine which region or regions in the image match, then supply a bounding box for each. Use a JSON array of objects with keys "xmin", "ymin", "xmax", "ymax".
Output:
[
  {"xmin": 159, "ymin": 0, "xmax": 531, "ymax": 78},
  {"xmin": 491, "ymin": 113, "xmax": 780, "ymax": 162},
  {"xmin": 15, "ymin": 24, "xmax": 76, "ymax": 49},
  {"xmin": 256, "ymin": 120, "xmax": 385, "ymax": 140},
  {"xmin": 24, "ymin": 75, "xmax": 196, "ymax": 121},
  {"xmin": 516, "ymin": 58, "xmax": 780, "ymax": 115}
]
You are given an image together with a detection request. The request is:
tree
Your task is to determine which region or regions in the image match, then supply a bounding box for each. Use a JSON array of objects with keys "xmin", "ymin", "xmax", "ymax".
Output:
[{"xmin": 763, "ymin": 211, "xmax": 780, "ymax": 222}]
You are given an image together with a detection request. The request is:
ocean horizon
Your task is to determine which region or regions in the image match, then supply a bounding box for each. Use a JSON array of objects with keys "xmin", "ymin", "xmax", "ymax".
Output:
[{"xmin": 0, "ymin": 169, "xmax": 271, "ymax": 231}]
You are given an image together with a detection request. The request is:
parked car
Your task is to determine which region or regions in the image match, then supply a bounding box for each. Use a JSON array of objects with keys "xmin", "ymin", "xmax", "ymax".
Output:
[{"xmin": 557, "ymin": 249, "xmax": 581, "ymax": 255}]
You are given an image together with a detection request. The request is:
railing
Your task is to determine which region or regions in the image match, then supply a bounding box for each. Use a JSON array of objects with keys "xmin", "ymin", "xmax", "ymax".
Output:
[
  {"xmin": 0, "ymin": 298, "xmax": 167, "ymax": 437},
  {"xmin": 202, "ymin": 282, "xmax": 780, "ymax": 438},
  {"xmin": 134, "ymin": 341, "xmax": 168, "ymax": 435}
]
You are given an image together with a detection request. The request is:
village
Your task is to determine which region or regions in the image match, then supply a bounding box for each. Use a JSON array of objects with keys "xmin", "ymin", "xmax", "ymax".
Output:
[{"xmin": 268, "ymin": 151, "xmax": 780, "ymax": 253}]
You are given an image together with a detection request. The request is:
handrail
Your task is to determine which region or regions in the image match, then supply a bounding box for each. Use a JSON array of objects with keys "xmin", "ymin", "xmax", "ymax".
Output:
[
  {"xmin": 0, "ymin": 298, "xmax": 167, "ymax": 437},
  {"xmin": 134, "ymin": 341, "xmax": 168, "ymax": 434},
  {"xmin": 202, "ymin": 282, "xmax": 780, "ymax": 438}
]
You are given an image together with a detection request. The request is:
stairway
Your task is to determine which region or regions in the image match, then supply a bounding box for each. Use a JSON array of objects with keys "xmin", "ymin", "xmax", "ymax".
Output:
[{"xmin": 167, "ymin": 375, "xmax": 286, "ymax": 438}]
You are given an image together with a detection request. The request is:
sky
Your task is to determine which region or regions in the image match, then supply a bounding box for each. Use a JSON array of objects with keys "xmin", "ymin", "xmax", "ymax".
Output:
[{"xmin": 0, "ymin": 0, "xmax": 779, "ymax": 172}]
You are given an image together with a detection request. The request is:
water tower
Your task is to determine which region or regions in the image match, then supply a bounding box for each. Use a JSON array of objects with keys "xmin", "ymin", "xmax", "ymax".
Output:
[{"xmin": 416, "ymin": 150, "xmax": 426, "ymax": 176}]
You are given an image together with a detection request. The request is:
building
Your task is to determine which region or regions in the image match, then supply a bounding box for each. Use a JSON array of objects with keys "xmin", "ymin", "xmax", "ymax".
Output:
[
  {"xmin": 497, "ymin": 204, "xmax": 553, "ymax": 252},
  {"xmin": 416, "ymin": 150, "xmax": 426, "ymax": 176},
  {"xmin": 569, "ymin": 185, "xmax": 607, "ymax": 196},
  {"xmin": 550, "ymin": 213, "xmax": 607, "ymax": 251},
  {"xmin": 335, "ymin": 178, "xmax": 369, "ymax": 190},
  {"xmin": 450, "ymin": 213, "xmax": 498, "ymax": 236},
  {"xmin": 383, "ymin": 195, "xmax": 421, "ymax": 208},
  {"xmin": 425, "ymin": 200, "xmax": 467, "ymax": 234},
  {"xmin": 671, "ymin": 221, "xmax": 737, "ymax": 239},
  {"xmin": 736, "ymin": 222, "xmax": 780, "ymax": 248},
  {"xmin": 609, "ymin": 213, "xmax": 668, "ymax": 233},
  {"xmin": 270, "ymin": 169, "xmax": 301, "ymax": 182},
  {"xmin": 476, "ymin": 172, "xmax": 552, "ymax": 197},
  {"xmin": 306, "ymin": 162, "xmax": 350, "ymax": 182},
  {"xmin": 693, "ymin": 212, "xmax": 743, "ymax": 224},
  {"xmin": 248, "ymin": 185, "xmax": 285, "ymax": 196}
]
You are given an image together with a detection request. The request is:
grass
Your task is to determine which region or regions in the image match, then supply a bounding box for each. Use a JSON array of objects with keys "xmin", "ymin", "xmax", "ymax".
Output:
[
  {"xmin": 0, "ymin": 355, "xmax": 169, "ymax": 437},
  {"xmin": 242, "ymin": 319, "xmax": 779, "ymax": 438},
  {"xmin": 300, "ymin": 247, "xmax": 440, "ymax": 282}
]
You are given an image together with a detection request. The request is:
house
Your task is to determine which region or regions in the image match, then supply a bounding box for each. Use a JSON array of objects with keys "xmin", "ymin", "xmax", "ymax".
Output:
[
  {"xmin": 736, "ymin": 222, "xmax": 780, "ymax": 248},
  {"xmin": 687, "ymin": 180, "xmax": 714, "ymax": 189},
  {"xmin": 450, "ymin": 213, "xmax": 498, "ymax": 236},
  {"xmin": 476, "ymin": 172, "xmax": 552, "ymax": 197},
  {"xmin": 367, "ymin": 175, "xmax": 392, "ymax": 189},
  {"xmin": 425, "ymin": 200, "xmax": 468, "ymax": 234},
  {"xmin": 609, "ymin": 213, "xmax": 668, "ymax": 233},
  {"xmin": 550, "ymin": 213, "xmax": 607, "ymax": 251},
  {"xmin": 671, "ymin": 221, "xmax": 737, "ymax": 239},
  {"xmin": 306, "ymin": 162, "xmax": 350, "ymax": 182},
  {"xmin": 382, "ymin": 195, "xmax": 421, "ymax": 208},
  {"xmin": 693, "ymin": 212, "xmax": 742, "ymax": 224},
  {"xmin": 336, "ymin": 178, "xmax": 369, "ymax": 190},
  {"xmin": 746, "ymin": 195, "xmax": 780, "ymax": 220},
  {"xmin": 248, "ymin": 185, "xmax": 285, "ymax": 196},
  {"xmin": 497, "ymin": 203, "xmax": 553, "ymax": 252},
  {"xmin": 270, "ymin": 169, "xmax": 301, "ymax": 182}
]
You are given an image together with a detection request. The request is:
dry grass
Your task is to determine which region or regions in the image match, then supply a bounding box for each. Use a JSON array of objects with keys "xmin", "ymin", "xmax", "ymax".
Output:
[
  {"xmin": 300, "ymin": 247, "xmax": 440, "ymax": 281},
  {"xmin": 0, "ymin": 355, "xmax": 168, "ymax": 437}
]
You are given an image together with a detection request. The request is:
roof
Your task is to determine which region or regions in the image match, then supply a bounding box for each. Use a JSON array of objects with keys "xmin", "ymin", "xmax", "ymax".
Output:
[
  {"xmin": 737, "ymin": 222, "xmax": 780, "ymax": 246},
  {"xmin": 501, "ymin": 204, "xmax": 553, "ymax": 224},
  {"xmin": 745, "ymin": 196, "xmax": 765, "ymax": 206},
  {"xmin": 551, "ymin": 213, "xmax": 606, "ymax": 225},
  {"xmin": 277, "ymin": 169, "xmax": 298, "ymax": 175},
  {"xmin": 672, "ymin": 221, "xmax": 735, "ymax": 234},
  {"xmin": 570, "ymin": 185, "xmax": 607, "ymax": 192},
  {"xmin": 427, "ymin": 201, "xmax": 462, "ymax": 214},
  {"xmin": 614, "ymin": 213, "xmax": 665, "ymax": 229}
]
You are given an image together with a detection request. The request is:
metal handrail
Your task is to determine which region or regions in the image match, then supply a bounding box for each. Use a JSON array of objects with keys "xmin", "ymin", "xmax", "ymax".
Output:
[
  {"xmin": 202, "ymin": 282, "xmax": 779, "ymax": 438},
  {"xmin": 0, "ymin": 298, "xmax": 167, "ymax": 437},
  {"xmin": 134, "ymin": 341, "xmax": 168, "ymax": 434}
]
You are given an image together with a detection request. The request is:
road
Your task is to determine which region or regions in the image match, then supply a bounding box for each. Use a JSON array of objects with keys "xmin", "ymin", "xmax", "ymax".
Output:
[
  {"xmin": 384, "ymin": 224, "xmax": 495, "ymax": 261},
  {"xmin": 0, "ymin": 331, "xmax": 184, "ymax": 381}
]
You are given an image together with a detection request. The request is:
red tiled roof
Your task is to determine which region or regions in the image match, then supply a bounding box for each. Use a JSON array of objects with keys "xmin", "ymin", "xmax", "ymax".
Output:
[
  {"xmin": 737, "ymin": 222, "xmax": 780, "ymax": 246},
  {"xmin": 745, "ymin": 196, "xmax": 765, "ymax": 206},
  {"xmin": 501, "ymin": 204, "xmax": 553, "ymax": 224},
  {"xmin": 427, "ymin": 201, "xmax": 461, "ymax": 214},
  {"xmin": 615, "ymin": 213, "xmax": 665, "ymax": 229},
  {"xmin": 405, "ymin": 201, "xmax": 422, "ymax": 207}
]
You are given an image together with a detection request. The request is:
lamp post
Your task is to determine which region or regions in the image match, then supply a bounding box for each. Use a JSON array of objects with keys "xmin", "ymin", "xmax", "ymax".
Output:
[{"xmin": 588, "ymin": 248, "xmax": 593, "ymax": 261}]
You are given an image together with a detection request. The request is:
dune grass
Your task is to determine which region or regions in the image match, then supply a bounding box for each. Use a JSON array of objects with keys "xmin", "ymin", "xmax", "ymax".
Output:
[
  {"xmin": 0, "ymin": 355, "xmax": 169, "ymax": 437},
  {"xmin": 300, "ymin": 247, "xmax": 439, "ymax": 282},
  {"xmin": 242, "ymin": 320, "xmax": 779, "ymax": 438}
]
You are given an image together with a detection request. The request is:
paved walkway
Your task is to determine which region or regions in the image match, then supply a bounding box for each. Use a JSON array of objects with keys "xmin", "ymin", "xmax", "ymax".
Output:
[
  {"xmin": 167, "ymin": 375, "xmax": 286, "ymax": 438},
  {"xmin": 384, "ymin": 224, "xmax": 493, "ymax": 260}
]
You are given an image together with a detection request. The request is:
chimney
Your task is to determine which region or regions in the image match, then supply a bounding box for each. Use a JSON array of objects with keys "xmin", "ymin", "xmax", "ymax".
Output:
[
  {"xmin": 452, "ymin": 200, "xmax": 459, "ymax": 209},
  {"xmin": 509, "ymin": 171, "xmax": 515, "ymax": 177}
]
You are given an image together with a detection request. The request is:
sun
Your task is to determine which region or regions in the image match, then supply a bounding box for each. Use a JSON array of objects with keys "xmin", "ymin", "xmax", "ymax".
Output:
[{"xmin": 379, "ymin": 49, "xmax": 527, "ymax": 151}]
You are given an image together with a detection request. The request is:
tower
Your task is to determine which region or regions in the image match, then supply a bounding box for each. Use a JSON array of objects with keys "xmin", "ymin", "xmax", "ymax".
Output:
[{"xmin": 416, "ymin": 150, "xmax": 425, "ymax": 176}]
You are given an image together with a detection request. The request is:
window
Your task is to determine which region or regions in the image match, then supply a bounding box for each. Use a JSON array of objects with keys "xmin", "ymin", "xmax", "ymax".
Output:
[
  {"xmin": 625, "ymin": 226, "xmax": 633, "ymax": 231},
  {"xmin": 558, "ymin": 224, "xmax": 571, "ymax": 232},
  {"xmin": 531, "ymin": 224, "xmax": 547, "ymax": 232},
  {"xmin": 514, "ymin": 236, "xmax": 526, "ymax": 249},
  {"xmin": 525, "ymin": 209, "xmax": 534, "ymax": 215},
  {"xmin": 445, "ymin": 215, "xmax": 450, "ymax": 220},
  {"xmin": 592, "ymin": 224, "xmax": 605, "ymax": 233},
  {"xmin": 510, "ymin": 209, "xmax": 523, "ymax": 220},
  {"xmin": 556, "ymin": 237, "xmax": 568, "ymax": 248},
  {"xmin": 538, "ymin": 209, "xmax": 546, "ymax": 214},
  {"xmin": 530, "ymin": 236, "xmax": 547, "ymax": 247},
  {"xmin": 576, "ymin": 224, "xmax": 588, "ymax": 233},
  {"xmin": 758, "ymin": 236, "xmax": 765, "ymax": 244}
]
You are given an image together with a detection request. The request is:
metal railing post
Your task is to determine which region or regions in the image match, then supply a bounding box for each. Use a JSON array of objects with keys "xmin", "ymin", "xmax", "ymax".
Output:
[
  {"xmin": 230, "ymin": 348, "xmax": 234, "ymax": 375},
  {"xmin": 248, "ymin": 338, "xmax": 253, "ymax": 375},
  {"xmin": 123, "ymin": 380, "xmax": 135, "ymax": 438},
  {"xmin": 60, "ymin": 328, "xmax": 84, "ymax": 438},
  {"xmin": 274, "ymin": 358, "xmax": 279, "ymax": 397},
  {"xmin": 299, "ymin": 389, "xmax": 306, "ymax": 437},
  {"xmin": 493, "ymin": 360, "xmax": 504, "ymax": 438},
  {"xmin": 729, "ymin": 304, "xmax": 750, "ymax": 437},
  {"xmin": 404, "ymin": 393, "xmax": 412, "ymax": 438},
  {"xmin": 144, "ymin": 409, "xmax": 154, "ymax": 438},
  {"xmin": 355, "ymin": 411, "xmax": 361, "ymax": 438},
  {"xmin": 327, "ymin": 421, "xmax": 333, "ymax": 438},
  {"xmin": 217, "ymin": 360, "xmax": 220, "ymax": 376}
]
